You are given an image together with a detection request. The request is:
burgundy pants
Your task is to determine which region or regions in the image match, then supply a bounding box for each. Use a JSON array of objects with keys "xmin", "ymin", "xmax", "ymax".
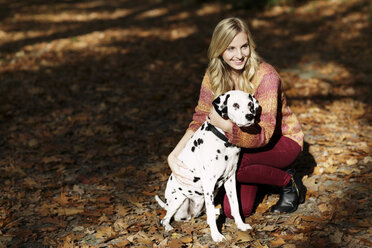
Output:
[{"xmin": 223, "ymin": 136, "xmax": 301, "ymax": 218}]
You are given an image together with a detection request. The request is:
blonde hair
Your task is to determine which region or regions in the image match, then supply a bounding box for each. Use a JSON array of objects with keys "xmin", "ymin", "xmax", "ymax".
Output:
[{"xmin": 207, "ymin": 17, "xmax": 261, "ymax": 98}]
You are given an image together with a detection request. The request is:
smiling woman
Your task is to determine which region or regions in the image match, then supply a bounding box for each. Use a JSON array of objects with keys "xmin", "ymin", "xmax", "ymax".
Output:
[{"xmin": 167, "ymin": 17, "xmax": 306, "ymax": 219}]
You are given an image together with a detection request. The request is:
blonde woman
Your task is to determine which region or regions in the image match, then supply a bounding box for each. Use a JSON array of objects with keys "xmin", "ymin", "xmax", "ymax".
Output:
[{"xmin": 168, "ymin": 17, "xmax": 306, "ymax": 216}]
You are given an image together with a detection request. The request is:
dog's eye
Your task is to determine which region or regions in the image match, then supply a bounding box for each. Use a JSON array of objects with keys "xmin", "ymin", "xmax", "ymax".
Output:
[{"xmin": 233, "ymin": 103, "xmax": 239, "ymax": 109}]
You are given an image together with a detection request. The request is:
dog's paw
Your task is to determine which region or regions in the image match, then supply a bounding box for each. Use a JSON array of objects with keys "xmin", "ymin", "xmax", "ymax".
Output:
[
  {"xmin": 211, "ymin": 232, "xmax": 226, "ymax": 242},
  {"xmin": 236, "ymin": 223, "xmax": 252, "ymax": 231},
  {"xmin": 164, "ymin": 224, "xmax": 174, "ymax": 232}
]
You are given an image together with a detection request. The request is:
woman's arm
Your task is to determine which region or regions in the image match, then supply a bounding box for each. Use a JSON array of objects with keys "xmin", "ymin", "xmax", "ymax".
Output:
[{"xmin": 228, "ymin": 72, "xmax": 280, "ymax": 148}]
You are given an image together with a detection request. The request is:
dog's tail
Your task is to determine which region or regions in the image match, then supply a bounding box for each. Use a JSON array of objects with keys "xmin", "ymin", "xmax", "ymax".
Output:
[{"xmin": 155, "ymin": 195, "xmax": 167, "ymax": 209}]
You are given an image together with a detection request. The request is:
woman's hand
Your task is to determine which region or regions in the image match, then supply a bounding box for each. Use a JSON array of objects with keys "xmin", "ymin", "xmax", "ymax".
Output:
[
  {"xmin": 207, "ymin": 107, "xmax": 233, "ymax": 134},
  {"xmin": 168, "ymin": 153, "xmax": 195, "ymax": 187}
]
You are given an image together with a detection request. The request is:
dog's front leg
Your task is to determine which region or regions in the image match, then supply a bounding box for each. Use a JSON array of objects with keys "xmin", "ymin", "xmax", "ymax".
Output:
[
  {"xmin": 224, "ymin": 175, "xmax": 252, "ymax": 231},
  {"xmin": 203, "ymin": 182, "xmax": 225, "ymax": 242}
]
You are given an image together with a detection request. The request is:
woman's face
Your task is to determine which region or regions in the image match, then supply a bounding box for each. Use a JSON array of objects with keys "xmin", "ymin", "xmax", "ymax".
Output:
[{"xmin": 222, "ymin": 31, "xmax": 250, "ymax": 72}]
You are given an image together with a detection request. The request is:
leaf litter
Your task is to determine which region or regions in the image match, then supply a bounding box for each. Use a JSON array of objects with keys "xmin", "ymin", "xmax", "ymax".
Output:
[{"xmin": 0, "ymin": 0, "xmax": 371, "ymax": 247}]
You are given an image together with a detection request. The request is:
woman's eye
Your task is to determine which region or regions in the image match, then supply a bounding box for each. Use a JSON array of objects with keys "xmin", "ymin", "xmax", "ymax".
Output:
[
  {"xmin": 242, "ymin": 44, "xmax": 248, "ymax": 49},
  {"xmin": 228, "ymin": 47, "xmax": 234, "ymax": 51}
]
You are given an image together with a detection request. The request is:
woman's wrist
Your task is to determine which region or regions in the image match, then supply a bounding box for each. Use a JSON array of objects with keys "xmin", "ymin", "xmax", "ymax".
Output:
[{"xmin": 222, "ymin": 119, "xmax": 233, "ymax": 134}]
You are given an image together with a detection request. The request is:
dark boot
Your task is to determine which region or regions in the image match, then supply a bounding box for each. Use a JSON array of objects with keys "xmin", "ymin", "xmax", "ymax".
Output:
[{"xmin": 271, "ymin": 169, "xmax": 306, "ymax": 213}]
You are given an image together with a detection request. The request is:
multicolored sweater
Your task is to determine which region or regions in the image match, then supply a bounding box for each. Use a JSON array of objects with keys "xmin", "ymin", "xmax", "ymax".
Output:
[{"xmin": 188, "ymin": 62, "xmax": 304, "ymax": 149}]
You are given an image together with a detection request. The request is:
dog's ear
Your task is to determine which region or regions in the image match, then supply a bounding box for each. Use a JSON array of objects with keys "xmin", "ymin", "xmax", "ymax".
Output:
[{"xmin": 212, "ymin": 93, "xmax": 230, "ymax": 119}]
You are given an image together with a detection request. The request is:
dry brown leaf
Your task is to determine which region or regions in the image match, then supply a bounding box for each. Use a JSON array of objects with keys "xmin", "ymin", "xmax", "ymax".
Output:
[
  {"xmin": 318, "ymin": 203, "xmax": 329, "ymax": 213},
  {"xmin": 263, "ymin": 224, "xmax": 278, "ymax": 232},
  {"xmin": 94, "ymin": 226, "xmax": 117, "ymax": 240},
  {"xmin": 168, "ymin": 238, "xmax": 184, "ymax": 248},
  {"xmin": 57, "ymin": 207, "xmax": 84, "ymax": 216},
  {"xmin": 235, "ymin": 230, "xmax": 253, "ymax": 242},
  {"xmin": 55, "ymin": 192, "xmax": 70, "ymax": 206},
  {"xmin": 23, "ymin": 177, "xmax": 38, "ymax": 189},
  {"xmin": 42, "ymin": 156, "xmax": 61, "ymax": 164},
  {"xmin": 270, "ymin": 237, "xmax": 286, "ymax": 247}
]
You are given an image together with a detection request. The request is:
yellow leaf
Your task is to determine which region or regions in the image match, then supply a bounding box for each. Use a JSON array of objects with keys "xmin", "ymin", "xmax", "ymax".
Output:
[{"xmin": 179, "ymin": 236, "xmax": 193, "ymax": 243}]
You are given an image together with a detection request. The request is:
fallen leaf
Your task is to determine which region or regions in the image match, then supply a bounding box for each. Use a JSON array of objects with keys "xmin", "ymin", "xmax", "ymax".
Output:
[
  {"xmin": 179, "ymin": 236, "xmax": 193, "ymax": 243},
  {"xmin": 235, "ymin": 231, "xmax": 253, "ymax": 242},
  {"xmin": 57, "ymin": 207, "xmax": 84, "ymax": 216},
  {"xmin": 270, "ymin": 237, "xmax": 286, "ymax": 247}
]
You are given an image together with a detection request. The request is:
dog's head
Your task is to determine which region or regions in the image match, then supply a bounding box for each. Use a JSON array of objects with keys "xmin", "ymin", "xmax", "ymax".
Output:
[{"xmin": 212, "ymin": 90, "xmax": 259, "ymax": 127}]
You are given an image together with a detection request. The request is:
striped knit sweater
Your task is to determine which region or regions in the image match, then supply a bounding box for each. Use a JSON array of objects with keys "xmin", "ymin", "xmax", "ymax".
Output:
[{"xmin": 188, "ymin": 62, "xmax": 304, "ymax": 149}]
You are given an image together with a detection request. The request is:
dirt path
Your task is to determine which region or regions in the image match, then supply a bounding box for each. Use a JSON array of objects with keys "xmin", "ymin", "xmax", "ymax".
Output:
[{"xmin": 0, "ymin": 0, "xmax": 371, "ymax": 247}]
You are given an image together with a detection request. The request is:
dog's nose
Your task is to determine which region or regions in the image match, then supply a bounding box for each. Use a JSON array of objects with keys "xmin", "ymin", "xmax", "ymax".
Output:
[{"xmin": 245, "ymin": 114, "xmax": 254, "ymax": 121}]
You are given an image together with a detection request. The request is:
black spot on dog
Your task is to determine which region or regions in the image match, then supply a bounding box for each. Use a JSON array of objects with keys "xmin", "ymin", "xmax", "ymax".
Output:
[
  {"xmin": 225, "ymin": 155, "xmax": 228, "ymax": 161},
  {"xmin": 188, "ymin": 190, "xmax": 192, "ymax": 194},
  {"xmin": 191, "ymin": 146, "xmax": 195, "ymax": 152},
  {"xmin": 221, "ymin": 106, "xmax": 228, "ymax": 117},
  {"xmin": 223, "ymin": 94, "xmax": 230, "ymax": 106},
  {"xmin": 194, "ymin": 140, "xmax": 198, "ymax": 147},
  {"xmin": 178, "ymin": 187, "xmax": 183, "ymax": 191},
  {"xmin": 214, "ymin": 97, "xmax": 221, "ymax": 105},
  {"xmin": 195, "ymin": 191, "xmax": 203, "ymax": 196},
  {"xmin": 198, "ymin": 138, "xmax": 204, "ymax": 145},
  {"xmin": 233, "ymin": 103, "xmax": 240, "ymax": 110},
  {"xmin": 181, "ymin": 217, "xmax": 187, "ymax": 221},
  {"xmin": 170, "ymin": 175, "xmax": 173, "ymax": 180},
  {"xmin": 201, "ymin": 123, "xmax": 205, "ymax": 130},
  {"xmin": 217, "ymin": 149, "xmax": 221, "ymax": 153},
  {"xmin": 193, "ymin": 177, "xmax": 200, "ymax": 183},
  {"xmin": 215, "ymin": 155, "xmax": 218, "ymax": 160}
]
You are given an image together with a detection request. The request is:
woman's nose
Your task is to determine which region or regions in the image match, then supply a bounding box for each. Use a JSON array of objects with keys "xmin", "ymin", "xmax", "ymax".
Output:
[{"xmin": 236, "ymin": 49, "xmax": 243, "ymax": 58}]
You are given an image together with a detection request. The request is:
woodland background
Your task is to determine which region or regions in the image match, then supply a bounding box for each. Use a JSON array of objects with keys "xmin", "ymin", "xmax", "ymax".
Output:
[{"xmin": 0, "ymin": 0, "xmax": 371, "ymax": 247}]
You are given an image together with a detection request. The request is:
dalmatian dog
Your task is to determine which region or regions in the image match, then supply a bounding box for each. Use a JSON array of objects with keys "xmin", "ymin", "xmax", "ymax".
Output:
[{"xmin": 155, "ymin": 90, "xmax": 259, "ymax": 242}]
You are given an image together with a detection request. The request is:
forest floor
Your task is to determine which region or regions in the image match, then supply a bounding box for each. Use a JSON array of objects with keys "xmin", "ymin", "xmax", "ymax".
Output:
[{"xmin": 0, "ymin": 0, "xmax": 371, "ymax": 247}]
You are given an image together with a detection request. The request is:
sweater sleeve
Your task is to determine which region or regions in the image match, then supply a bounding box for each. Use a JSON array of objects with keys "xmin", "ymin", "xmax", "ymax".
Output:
[
  {"xmin": 187, "ymin": 72, "xmax": 214, "ymax": 132},
  {"xmin": 226, "ymin": 72, "xmax": 280, "ymax": 148}
]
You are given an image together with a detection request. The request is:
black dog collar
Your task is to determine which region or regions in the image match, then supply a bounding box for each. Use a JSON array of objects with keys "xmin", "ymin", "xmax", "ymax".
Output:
[{"xmin": 207, "ymin": 123, "xmax": 230, "ymax": 144}]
